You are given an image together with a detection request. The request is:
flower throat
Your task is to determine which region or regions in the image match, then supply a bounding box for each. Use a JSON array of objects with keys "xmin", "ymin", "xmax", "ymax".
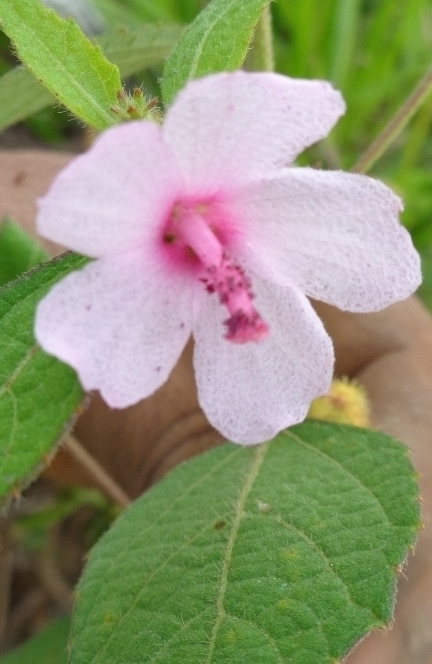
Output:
[{"xmin": 163, "ymin": 202, "xmax": 268, "ymax": 343}]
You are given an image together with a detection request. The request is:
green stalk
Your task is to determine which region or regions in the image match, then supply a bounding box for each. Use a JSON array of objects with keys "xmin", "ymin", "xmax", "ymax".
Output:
[{"xmin": 352, "ymin": 64, "xmax": 432, "ymax": 174}]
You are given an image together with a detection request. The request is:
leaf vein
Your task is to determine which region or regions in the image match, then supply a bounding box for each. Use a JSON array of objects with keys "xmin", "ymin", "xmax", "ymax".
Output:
[
  {"xmin": 86, "ymin": 451, "xmax": 248, "ymax": 660},
  {"xmin": 0, "ymin": 343, "xmax": 38, "ymax": 399},
  {"xmin": 187, "ymin": 0, "xmax": 237, "ymax": 80},
  {"xmin": 206, "ymin": 442, "xmax": 268, "ymax": 663},
  {"xmin": 286, "ymin": 430, "xmax": 394, "ymax": 531},
  {"xmin": 4, "ymin": 6, "xmax": 116, "ymax": 125},
  {"xmin": 269, "ymin": 513, "xmax": 381, "ymax": 621},
  {"xmin": 148, "ymin": 609, "xmax": 212, "ymax": 663}
]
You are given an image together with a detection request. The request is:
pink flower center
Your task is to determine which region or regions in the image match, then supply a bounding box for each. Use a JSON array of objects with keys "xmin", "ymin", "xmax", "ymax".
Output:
[{"xmin": 163, "ymin": 202, "xmax": 268, "ymax": 343}]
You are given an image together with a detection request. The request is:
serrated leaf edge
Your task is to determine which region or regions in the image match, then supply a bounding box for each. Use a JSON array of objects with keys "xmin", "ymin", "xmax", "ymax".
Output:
[{"xmin": 0, "ymin": 3, "xmax": 121, "ymax": 128}]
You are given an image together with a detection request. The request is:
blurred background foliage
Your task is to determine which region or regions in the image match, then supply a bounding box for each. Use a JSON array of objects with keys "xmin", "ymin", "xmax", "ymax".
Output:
[
  {"xmin": 2, "ymin": 0, "xmax": 432, "ymax": 245},
  {"xmin": 5, "ymin": 0, "xmax": 427, "ymax": 305},
  {"xmin": 93, "ymin": 0, "xmax": 432, "ymax": 306}
]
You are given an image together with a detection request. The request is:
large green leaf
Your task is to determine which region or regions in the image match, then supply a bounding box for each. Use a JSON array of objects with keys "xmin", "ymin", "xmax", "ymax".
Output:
[
  {"xmin": 0, "ymin": 616, "xmax": 70, "ymax": 664},
  {"xmin": 0, "ymin": 219, "xmax": 48, "ymax": 287},
  {"xmin": 0, "ymin": 23, "xmax": 182, "ymax": 133},
  {"xmin": 0, "ymin": 253, "xmax": 87, "ymax": 501},
  {"xmin": 0, "ymin": 0, "xmax": 123, "ymax": 129},
  {"xmin": 161, "ymin": 0, "xmax": 271, "ymax": 105},
  {"xmin": 70, "ymin": 421, "xmax": 419, "ymax": 663}
]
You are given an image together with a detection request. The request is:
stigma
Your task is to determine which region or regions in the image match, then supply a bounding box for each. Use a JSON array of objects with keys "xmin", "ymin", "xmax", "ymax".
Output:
[{"xmin": 163, "ymin": 202, "xmax": 269, "ymax": 343}]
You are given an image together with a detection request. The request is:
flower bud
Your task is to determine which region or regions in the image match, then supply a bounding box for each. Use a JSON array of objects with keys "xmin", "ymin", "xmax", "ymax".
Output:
[{"xmin": 307, "ymin": 377, "xmax": 370, "ymax": 427}]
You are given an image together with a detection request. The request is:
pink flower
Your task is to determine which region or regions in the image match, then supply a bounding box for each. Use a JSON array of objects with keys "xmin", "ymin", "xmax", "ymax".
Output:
[{"xmin": 34, "ymin": 72, "xmax": 421, "ymax": 445}]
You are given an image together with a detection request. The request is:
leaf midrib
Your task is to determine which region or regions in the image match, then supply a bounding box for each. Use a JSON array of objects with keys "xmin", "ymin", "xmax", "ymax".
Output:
[
  {"xmin": 0, "ymin": 343, "xmax": 38, "ymax": 400},
  {"xmin": 187, "ymin": 0, "xmax": 236, "ymax": 80},
  {"xmin": 1, "ymin": 4, "xmax": 117, "ymax": 126},
  {"xmin": 83, "ymin": 447, "xmax": 244, "ymax": 662},
  {"xmin": 206, "ymin": 441, "xmax": 268, "ymax": 663}
]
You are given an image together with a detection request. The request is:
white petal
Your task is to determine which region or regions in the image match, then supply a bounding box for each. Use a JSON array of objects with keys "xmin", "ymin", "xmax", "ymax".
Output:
[
  {"xmin": 233, "ymin": 168, "xmax": 421, "ymax": 311},
  {"xmin": 35, "ymin": 250, "xmax": 193, "ymax": 407},
  {"xmin": 192, "ymin": 279, "xmax": 334, "ymax": 445},
  {"xmin": 163, "ymin": 72, "xmax": 345, "ymax": 191},
  {"xmin": 37, "ymin": 121, "xmax": 184, "ymax": 257}
]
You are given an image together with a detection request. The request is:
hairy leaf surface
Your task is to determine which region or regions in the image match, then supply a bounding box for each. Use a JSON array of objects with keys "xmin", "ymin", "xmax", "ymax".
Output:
[
  {"xmin": 0, "ymin": 0, "xmax": 123, "ymax": 129},
  {"xmin": 70, "ymin": 422, "xmax": 419, "ymax": 663},
  {"xmin": 162, "ymin": 0, "xmax": 271, "ymax": 105},
  {"xmin": 0, "ymin": 23, "xmax": 182, "ymax": 132},
  {"xmin": 0, "ymin": 253, "xmax": 87, "ymax": 500}
]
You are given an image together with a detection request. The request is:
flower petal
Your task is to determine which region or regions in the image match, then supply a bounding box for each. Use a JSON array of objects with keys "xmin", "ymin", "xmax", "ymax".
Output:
[
  {"xmin": 163, "ymin": 72, "xmax": 345, "ymax": 191},
  {"xmin": 37, "ymin": 121, "xmax": 184, "ymax": 257},
  {"xmin": 192, "ymin": 279, "xmax": 334, "ymax": 445},
  {"xmin": 233, "ymin": 168, "xmax": 421, "ymax": 311},
  {"xmin": 35, "ymin": 250, "xmax": 193, "ymax": 408}
]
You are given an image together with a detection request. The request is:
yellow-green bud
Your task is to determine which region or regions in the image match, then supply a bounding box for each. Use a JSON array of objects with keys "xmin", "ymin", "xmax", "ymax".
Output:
[{"xmin": 307, "ymin": 377, "xmax": 370, "ymax": 428}]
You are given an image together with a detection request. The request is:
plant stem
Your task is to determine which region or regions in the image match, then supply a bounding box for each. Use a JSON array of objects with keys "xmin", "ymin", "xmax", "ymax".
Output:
[
  {"xmin": 63, "ymin": 435, "xmax": 131, "ymax": 508},
  {"xmin": 352, "ymin": 64, "xmax": 432, "ymax": 174},
  {"xmin": 244, "ymin": 4, "xmax": 274, "ymax": 72}
]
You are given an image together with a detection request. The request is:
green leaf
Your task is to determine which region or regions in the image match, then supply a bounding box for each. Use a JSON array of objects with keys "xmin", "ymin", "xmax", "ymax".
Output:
[
  {"xmin": 0, "ymin": 252, "xmax": 87, "ymax": 501},
  {"xmin": 70, "ymin": 422, "xmax": 419, "ymax": 664},
  {"xmin": 97, "ymin": 23, "xmax": 183, "ymax": 79},
  {"xmin": 0, "ymin": 23, "xmax": 183, "ymax": 133},
  {"xmin": 0, "ymin": 0, "xmax": 123, "ymax": 129},
  {"xmin": 0, "ymin": 219, "xmax": 48, "ymax": 287},
  {"xmin": 161, "ymin": 0, "xmax": 271, "ymax": 106},
  {"xmin": 92, "ymin": 0, "xmax": 155, "ymax": 28},
  {"xmin": 94, "ymin": 0, "xmax": 188, "ymax": 25},
  {"xmin": 0, "ymin": 67, "xmax": 54, "ymax": 133},
  {"xmin": 0, "ymin": 616, "xmax": 70, "ymax": 664}
]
